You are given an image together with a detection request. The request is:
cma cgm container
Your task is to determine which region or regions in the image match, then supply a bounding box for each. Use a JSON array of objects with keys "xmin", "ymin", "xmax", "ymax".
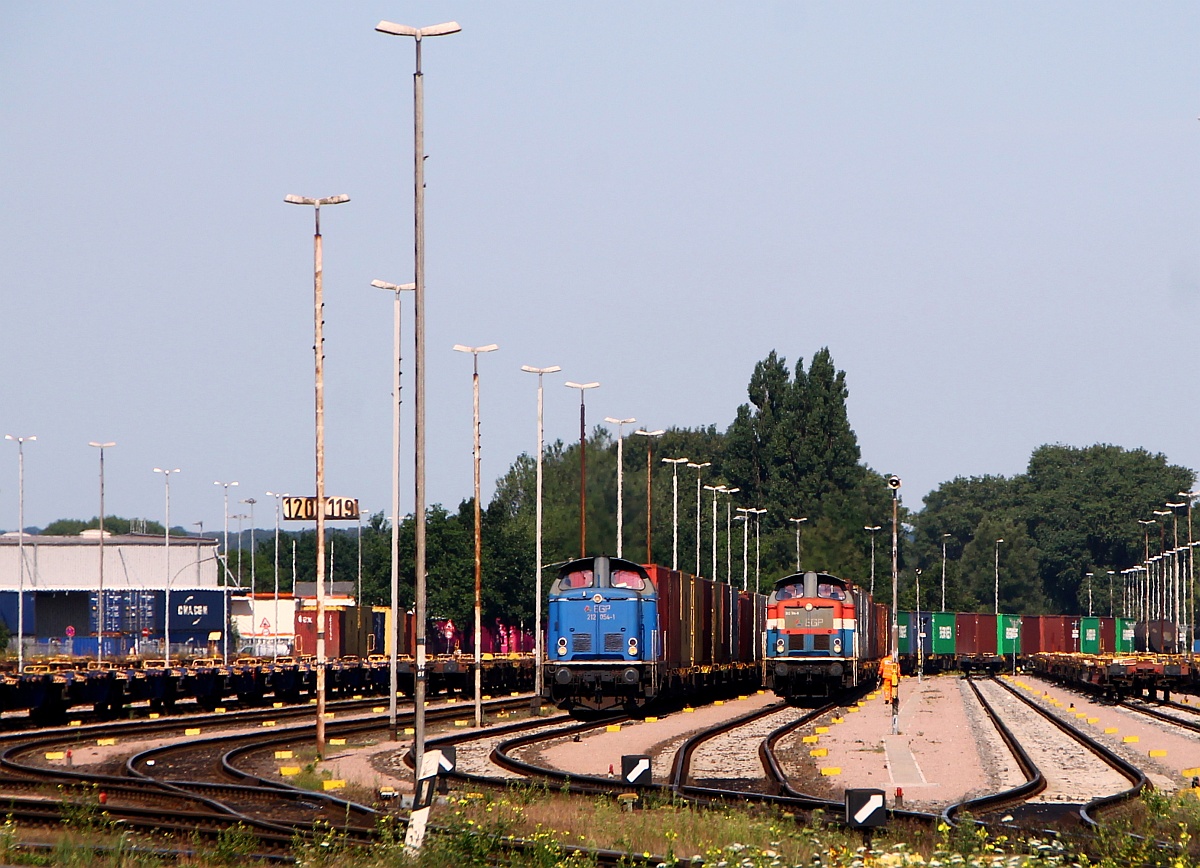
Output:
[
  {"xmin": 928, "ymin": 612, "xmax": 956, "ymax": 656},
  {"xmin": 997, "ymin": 614, "xmax": 1021, "ymax": 656},
  {"xmin": 1078, "ymin": 617, "xmax": 1116, "ymax": 655},
  {"xmin": 1115, "ymin": 618, "xmax": 1136, "ymax": 654}
]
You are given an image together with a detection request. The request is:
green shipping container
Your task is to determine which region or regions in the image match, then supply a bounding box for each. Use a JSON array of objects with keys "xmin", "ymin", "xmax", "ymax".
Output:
[
  {"xmin": 1079, "ymin": 617, "xmax": 1102, "ymax": 655},
  {"xmin": 930, "ymin": 612, "xmax": 956, "ymax": 655},
  {"xmin": 1115, "ymin": 618, "xmax": 1136, "ymax": 654},
  {"xmin": 896, "ymin": 612, "xmax": 912, "ymax": 655},
  {"xmin": 997, "ymin": 614, "xmax": 1021, "ymax": 656}
]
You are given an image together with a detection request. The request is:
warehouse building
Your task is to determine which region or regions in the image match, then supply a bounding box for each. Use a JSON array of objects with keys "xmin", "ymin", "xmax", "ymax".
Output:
[{"xmin": 0, "ymin": 530, "xmax": 232, "ymax": 659}]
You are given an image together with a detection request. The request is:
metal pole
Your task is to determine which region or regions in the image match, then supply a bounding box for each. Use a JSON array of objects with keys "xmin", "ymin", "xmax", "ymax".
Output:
[
  {"xmin": 605, "ymin": 418, "xmax": 635, "ymax": 559},
  {"xmin": 473, "ymin": 353, "xmax": 483, "ymax": 728},
  {"xmin": 6, "ymin": 436, "xmax": 34, "ymax": 671},
  {"xmin": 564, "ymin": 384, "xmax": 601, "ymax": 557},
  {"xmin": 522, "ymin": 365, "xmax": 560, "ymax": 708},
  {"xmin": 89, "ymin": 441, "xmax": 116, "ymax": 664},
  {"xmin": 413, "ymin": 34, "xmax": 429, "ymax": 783},
  {"xmin": 890, "ymin": 485, "xmax": 899, "ymax": 735},
  {"xmin": 687, "ymin": 462, "xmax": 709, "ymax": 576},
  {"xmin": 994, "ymin": 539, "xmax": 1004, "ymax": 616},
  {"xmin": 662, "ymin": 458, "xmax": 688, "ymax": 571},
  {"xmin": 941, "ymin": 533, "xmax": 950, "ymax": 612},
  {"xmin": 754, "ymin": 508, "xmax": 764, "ymax": 593},
  {"xmin": 736, "ymin": 508, "xmax": 750, "ymax": 590},
  {"xmin": 154, "ymin": 469, "xmax": 179, "ymax": 663},
  {"xmin": 314, "ymin": 206, "xmax": 328, "ymax": 758}
]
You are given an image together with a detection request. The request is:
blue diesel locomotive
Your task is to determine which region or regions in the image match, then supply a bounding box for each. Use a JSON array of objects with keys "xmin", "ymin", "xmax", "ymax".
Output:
[
  {"xmin": 542, "ymin": 555, "xmax": 765, "ymax": 713},
  {"xmin": 765, "ymin": 570, "xmax": 889, "ymax": 701}
]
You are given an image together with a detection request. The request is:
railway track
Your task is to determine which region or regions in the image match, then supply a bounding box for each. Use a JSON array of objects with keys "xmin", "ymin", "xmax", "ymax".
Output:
[
  {"xmin": 950, "ymin": 677, "xmax": 1145, "ymax": 829},
  {"xmin": 0, "ymin": 694, "xmax": 537, "ymax": 854}
]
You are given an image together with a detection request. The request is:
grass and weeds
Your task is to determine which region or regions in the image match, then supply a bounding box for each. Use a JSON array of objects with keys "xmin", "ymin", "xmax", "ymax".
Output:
[{"xmin": 0, "ymin": 784, "xmax": 1198, "ymax": 866}]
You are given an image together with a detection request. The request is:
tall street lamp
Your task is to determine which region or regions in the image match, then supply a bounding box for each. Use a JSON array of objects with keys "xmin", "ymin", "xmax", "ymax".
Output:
[
  {"xmin": 286, "ymin": 191, "xmax": 350, "ymax": 760},
  {"xmin": 1180, "ymin": 491, "xmax": 1199, "ymax": 658},
  {"xmin": 373, "ymin": 278, "xmax": 415, "ymax": 736},
  {"xmin": 604, "ymin": 417, "xmax": 637, "ymax": 559},
  {"xmin": 723, "ymin": 487, "xmax": 740, "ymax": 582},
  {"xmin": 994, "ymin": 539, "xmax": 1004, "ymax": 616},
  {"xmin": 5, "ymin": 435, "xmax": 34, "ymax": 670},
  {"xmin": 865, "ymin": 525, "xmax": 881, "ymax": 595},
  {"xmin": 940, "ymin": 533, "xmax": 952, "ymax": 612},
  {"xmin": 703, "ymin": 484, "xmax": 725, "ymax": 579},
  {"xmin": 522, "ymin": 364, "xmax": 561, "ymax": 707},
  {"xmin": 1138, "ymin": 518, "xmax": 1156, "ymax": 625},
  {"xmin": 686, "ymin": 462, "xmax": 710, "ymax": 576},
  {"xmin": 1085, "ymin": 571, "xmax": 1093, "ymax": 616},
  {"xmin": 787, "ymin": 517, "xmax": 807, "ymax": 573},
  {"xmin": 662, "ymin": 457, "xmax": 689, "ymax": 570},
  {"xmin": 376, "ymin": 17, "xmax": 462, "ymax": 782},
  {"xmin": 888, "ymin": 477, "xmax": 901, "ymax": 736},
  {"xmin": 241, "ymin": 498, "xmax": 257, "ymax": 592},
  {"xmin": 89, "ymin": 441, "xmax": 116, "ymax": 664},
  {"xmin": 153, "ymin": 468, "xmax": 180, "ymax": 664},
  {"xmin": 565, "ymin": 382, "xmax": 600, "ymax": 557},
  {"xmin": 214, "ymin": 480, "xmax": 239, "ymax": 661},
  {"xmin": 633, "ymin": 429, "xmax": 664, "ymax": 564},
  {"xmin": 454, "ymin": 343, "xmax": 498, "ymax": 729},
  {"xmin": 751, "ymin": 508, "xmax": 767, "ymax": 593},
  {"xmin": 737, "ymin": 507, "xmax": 752, "ymax": 589},
  {"xmin": 1106, "ymin": 570, "xmax": 1115, "ymax": 618},
  {"xmin": 266, "ymin": 491, "xmax": 288, "ymax": 664},
  {"xmin": 1167, "ymin": 501, "xmax": 1185, "ymax": 651}
]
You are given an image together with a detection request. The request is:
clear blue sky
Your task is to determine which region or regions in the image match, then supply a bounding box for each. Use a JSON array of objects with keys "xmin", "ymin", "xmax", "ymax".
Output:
[{"xmin": 2, "ymin": 4, "xmax": 1198, "ymax": 535}]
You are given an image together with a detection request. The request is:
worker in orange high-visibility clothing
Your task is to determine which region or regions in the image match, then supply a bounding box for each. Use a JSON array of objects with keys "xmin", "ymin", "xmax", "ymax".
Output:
[{"xmin": 880, "ymin": 657, "xmax": 899, "ymax": 704}]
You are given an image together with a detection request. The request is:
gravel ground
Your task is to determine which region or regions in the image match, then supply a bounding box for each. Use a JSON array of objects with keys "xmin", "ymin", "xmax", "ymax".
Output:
[
  {"xmin": 524, "ymin": 693, "xmax": 781, "ymax": 783},
  {"xmin": 774, "ymin": 675, "xmax": 1011, "ymax": 810},
  {"xmin": 973, "ymin": 677, "xmax": 1130, "ymax": 803},
  {"xmin": 1009, "ymin": 673, "xmax": 1200, "ymax": 794},
  {"xmin": 684, "ymin": 704, "xmax": 799, "ymax": 792}
]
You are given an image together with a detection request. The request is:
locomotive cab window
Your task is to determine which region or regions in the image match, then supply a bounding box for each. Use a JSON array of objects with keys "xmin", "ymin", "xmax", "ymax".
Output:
[
  {"xmin": 817, "ymin": 583, "xmax": 845, "ymax": 601},
  {"xmin": 772, "ymin": 582, "xmax": 802, "ymax": 601},
  {"xmin": 554, "ymin": 569, "xmax": 594, "ymax": 592},
  {"xmin": 609, "ymin": 569, "xmax": 646, "ymax": 591}
]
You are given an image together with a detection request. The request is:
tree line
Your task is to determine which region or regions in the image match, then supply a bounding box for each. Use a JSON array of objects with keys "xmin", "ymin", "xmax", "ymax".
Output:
[{"xmin": 37, "ymin": 348, "xmax": 1195, "ymax": 625}]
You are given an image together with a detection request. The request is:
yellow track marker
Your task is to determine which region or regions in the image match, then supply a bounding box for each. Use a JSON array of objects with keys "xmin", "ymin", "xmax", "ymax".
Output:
[
  {"xmin": 261, "ymin": 721, "xmax": 277, "ymax": 728},
  {"xmin": 96, "ymin": 738, "xmax": 116, "ymax": 747},
  {"xmin": 1087, "ymin": 717, "xmax": 1099, "ymax": 724},
  {"xmin": 273, "ymin": 702, "xmax": 284, "ymax": 709},
  {"xmin": 322, "ymin": 780, "xmax": 345, "ymax": 790},
  {"xmin": 149, "ymin": 713, "xmax": 160, "ymax": 719},
  {"xmin": 606, "ymin": 724, "xmax": 622, "ymax": 733},
  {"xmin": 810, "ymin": 748, "xmax": 828, "ymax": 757},
  {"xmin": 324, "ymin": 712, "xmax": 335, "ymax": 720},
  {"xmin": 68, "ymin": 721, "xmax": 81, "ymax": 727},
  {"xmin": 1122, "ymin": 735, "xmax": 1139, "ymax": 743},
  {"xmin": 373, "ymin": 707, "xmax": 386, "ymax": 713},
  {"xmin": 280, "ymin": 766, "xmax": 300, "ymax": 776},
  {"xmin": 1104, "ymin": 727, "xmax": 1119, "ymax": 734},
  {"xmin": 645, "ymin": 716, "xmax": 658, "ymax": 723},
  {"xmin": 684, "ymin": 707, "xmax": 695, "ymax": 713},
  {"xmin": 714, "ymin": 700, "xmax": 724, "ymax": 706},
  {"xmin": 329, "ymin": 738, "xmax": 346, "ymax": 746},
  {"xmin": 802, "ymin": 735, "xmax": 819, "ymax": 744},
  {"xmin": 454, "ymin": 720, "xmax": 469, "ymax": 727},
  {"xmin": 185, "ymin": 728, "xmax": 201, "ymax": 736},
  {"xmin": 44, "ymin": 751, "xmax": 64, "ymax": 760},
  {"xmin": 848, "ymin": 707, "xmax": 861, "ymax": 713},
  {"xmin": 1149, "ymin": 749, "xmax": 1167, "ymax": 757},
  {"xmin": 1181, "ymin": 767, "xmax": 1200, "ymax": 777},
  {"xmin": 832, "ymin": 717, "xmax": 844, "ymax": 724},
  {"xmin": 404, "ymin": 727, "xmax": 415, "ymax": 735},
  {"xmin": 815, "ymin": 726, "xmax": 829, "ymax": 734},
  {"xmin": 274, "ymin": 751, "xmax": 293, "ymax": 759},
  {"xmin": 820, "ymin": 767, "xmax": 842, "ymax": 776},
  {"xmin": 215, "ymin": 707, "xmax": 226, "ymax": 714}
]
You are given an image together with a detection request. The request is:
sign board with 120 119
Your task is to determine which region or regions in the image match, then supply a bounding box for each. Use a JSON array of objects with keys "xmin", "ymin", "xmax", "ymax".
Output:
[{"xmin": 283, "ymin": 496, "xmax": 360, "ymax": 521}]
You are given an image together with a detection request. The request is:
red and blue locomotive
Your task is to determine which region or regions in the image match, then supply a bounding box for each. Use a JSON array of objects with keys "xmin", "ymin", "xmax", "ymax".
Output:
[
  {"xmin": 542, "ymin": 555, "xmax": 766, "ymax": 713},
  {"xmin": 765, "ymin": 570, "xmax": 889, "ymax": 701}
]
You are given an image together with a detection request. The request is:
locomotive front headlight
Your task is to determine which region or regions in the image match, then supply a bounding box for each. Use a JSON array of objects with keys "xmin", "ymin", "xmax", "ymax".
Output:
[
  {"xmin": 832, "ymin": 637, "xmax": 843, "ymax": 654},
  {"xmin": 557, "ymin": 637, "xmax": 567, "ymax": 656},
  {"xmin": 775, "ymin": 638, "xmax": 785, "ymax": 653},
  {"xmin": 627, "ymin": 637, "xmax": 638, "ymax": 656}
]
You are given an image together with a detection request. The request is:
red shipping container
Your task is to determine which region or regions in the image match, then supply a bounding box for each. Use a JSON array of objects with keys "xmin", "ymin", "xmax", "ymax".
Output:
[
  {"xmin": 1099, "ymin": 617, "xmax": 1115, "ymax": 654},
  {"xmin": 294, "ymin": 607, "xmax": 344, "ymax": 658},
  {"xmin": 955, "ymin": 613, "xmax": 998, "ymax": 656},
  {"xmin": 1021, "ymin": 615, "xmax": 1072, "ymax": 654}
]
